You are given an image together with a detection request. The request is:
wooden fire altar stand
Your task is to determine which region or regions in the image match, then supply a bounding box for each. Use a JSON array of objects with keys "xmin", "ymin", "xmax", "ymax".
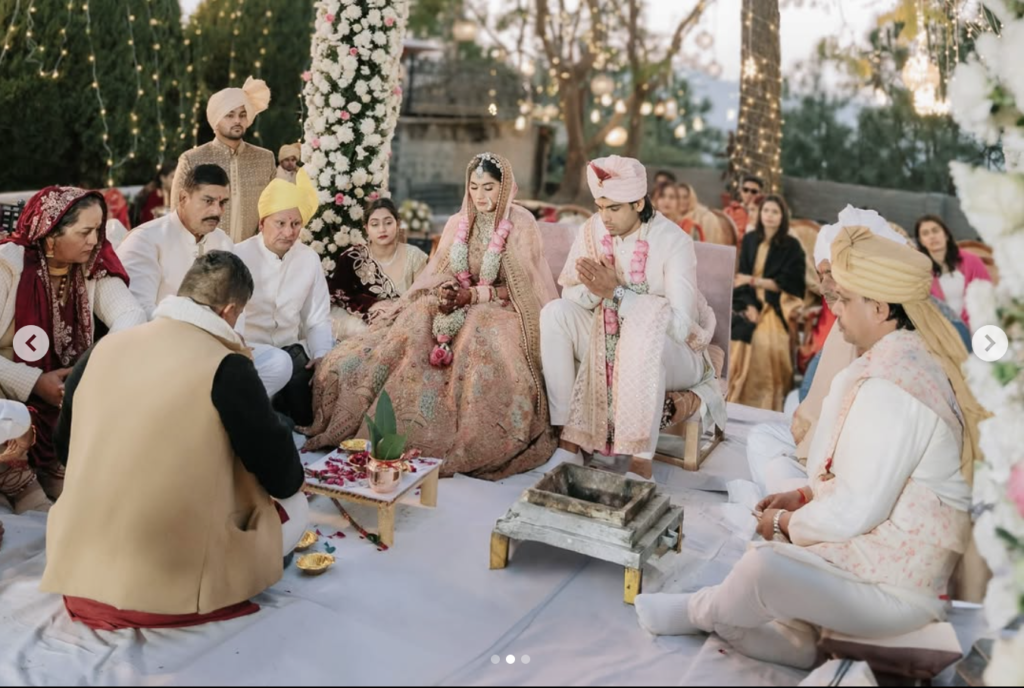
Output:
[{"xmin": 490, "ymin": 464, "xmax": 684, "ymax": 604}]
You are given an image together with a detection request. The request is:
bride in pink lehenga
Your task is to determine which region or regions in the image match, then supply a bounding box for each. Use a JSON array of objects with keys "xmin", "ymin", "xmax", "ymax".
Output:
[{"xmin": 302, "ymin": 153, "xmax": 558, "ymax": 480}]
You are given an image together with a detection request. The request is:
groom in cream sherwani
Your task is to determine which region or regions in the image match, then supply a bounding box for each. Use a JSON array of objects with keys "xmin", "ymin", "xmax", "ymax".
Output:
[{"xmin": 538, "ymin": 156, "xmax": 724, "ymax": 481}]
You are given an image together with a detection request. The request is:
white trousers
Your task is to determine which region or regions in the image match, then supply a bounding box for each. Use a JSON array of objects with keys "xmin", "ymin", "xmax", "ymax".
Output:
[
  {"xmin": 275, "ymin": 490, "xmax": 310, "ymax": 555},
  {"xmin": 540, "ymin": 299, "xmax": 705, "ymax": 459},
  {"xmin": 688, "ymin": 547, "xmax": 937, "ymax": 668},
  {"xmin": 251, "ymin": 343, "xmax": 293, "ymax": 398},
  {"xmin": 746, "ymin": 421, "xmax": 808, "ymax": 496}
]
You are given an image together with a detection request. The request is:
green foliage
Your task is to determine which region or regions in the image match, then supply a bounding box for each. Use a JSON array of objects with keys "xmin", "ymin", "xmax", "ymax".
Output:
[
  {"xmin": 0, "ymin": 0, "xmax": 188, "ymax": 190},
  {"xmin": 407, "ymin": 0, "xmax": 460, "ymax": 38},
  {"xmin": 779, "ymin": 91, "xmax": 855, "ymax": 183},
  {"xmin": 0, "ymin": 0, "xmax": 315, "ymax": 191},
  {"xmin": 781, "ymin": 84, "xmax": 992, "ymax": 193},
  {"xmin": 365, "ymin": 390, "xmax": 407, "ymax": 461},
  {"xmin": 781, "ymin": 2, "xmax": 1001, "ymax": 194}
]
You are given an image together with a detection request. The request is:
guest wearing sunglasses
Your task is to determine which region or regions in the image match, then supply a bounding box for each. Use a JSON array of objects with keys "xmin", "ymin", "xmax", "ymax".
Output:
[{"xmin": 738, "ymin": 174, "xmax": 765, "ymax": 236}]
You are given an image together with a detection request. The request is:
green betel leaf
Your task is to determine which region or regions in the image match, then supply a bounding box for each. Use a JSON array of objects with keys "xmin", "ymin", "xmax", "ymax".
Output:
[
  {"xmin": 365, "ymin": 415, "xmax": 383, "ymax": 450},
  {"xmin": 375, "ymin": 390, "xmax": 398, "ymax": 437},
  {"xmin": 376, "ymin": 434, "xmax": 407, "ymax": 462}
]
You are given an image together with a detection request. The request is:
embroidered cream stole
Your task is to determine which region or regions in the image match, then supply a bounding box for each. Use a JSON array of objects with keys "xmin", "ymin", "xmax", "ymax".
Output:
[{"xmin": 560, "ymin": 217, "xmax": 672, "ymax": 455}]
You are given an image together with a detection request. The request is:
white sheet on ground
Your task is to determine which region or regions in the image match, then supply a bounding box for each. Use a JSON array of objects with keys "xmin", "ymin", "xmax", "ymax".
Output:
[{"xmin": 0, "ymin": 403, "xmax": 985, "ymax": 686}]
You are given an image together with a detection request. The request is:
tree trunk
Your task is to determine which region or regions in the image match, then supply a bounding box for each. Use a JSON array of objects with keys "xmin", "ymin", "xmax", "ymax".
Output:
[
  {"xmin": 625, "ymin": 84, "xmax": 645, "ymax": 158},
  {"xmin": 733, "ymin": 0, "xmax": 782, "ymax": 194},
  {"xmin": 554, "ymin": 80, "xmax": 588, "ymax": 202}
]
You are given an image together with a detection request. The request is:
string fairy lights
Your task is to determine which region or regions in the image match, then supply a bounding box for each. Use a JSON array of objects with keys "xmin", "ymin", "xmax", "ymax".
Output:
[
  {"xmin": 732, "ymin": 0, "xmax": 783, "ymax": 193},
  {"xmin": 187, "ymin": 13, "xmax": 206, "ymax": 147},
  {"xmin": 0, "ymin": 0, "xmax": 23, "ymax": 68},
  {"xmin": 227, "ymin": 0, "xmax": 245, "ymax": 85},
  {"xmin": 901, "ymin": 0, "xmax": 949, "ymax": 116},
  {"xmin": 79, "ymin": 1, "xmax": 120, "ymax": 187},
  {"xmin": 122, "ymin": 3, "xmax": 144, "ymax": 167},
  {"xmin": 142, "ymin": 0, "xmax": 168, "ymax": 163},
  {"xmin": 23, "ymin": 0, "xmax": 73, "ymax": 79},
  {"xmin": 0, "ymin": 0, "xmax": 202, "ymax": 183},
  {"xmin": 250, "ymin": 0, "xmax": 274, "ymax": 142}
]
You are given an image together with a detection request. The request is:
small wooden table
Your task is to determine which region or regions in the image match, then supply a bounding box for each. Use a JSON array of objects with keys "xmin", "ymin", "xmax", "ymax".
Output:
[{"xmin": 302, "ymin": 452, "xmax": 442, "ymax": 547}]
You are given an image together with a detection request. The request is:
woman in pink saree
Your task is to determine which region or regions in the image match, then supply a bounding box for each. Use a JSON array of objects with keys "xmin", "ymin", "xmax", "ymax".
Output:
[{"xmin": 302, "ymin": 153, "xmax": 558, "ymax": 479}]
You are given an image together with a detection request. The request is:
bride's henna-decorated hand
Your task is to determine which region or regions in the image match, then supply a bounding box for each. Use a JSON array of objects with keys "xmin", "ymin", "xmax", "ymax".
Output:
[{"xmin": 437, "ymin": 283, "xmax": 473, "ymax": 314}]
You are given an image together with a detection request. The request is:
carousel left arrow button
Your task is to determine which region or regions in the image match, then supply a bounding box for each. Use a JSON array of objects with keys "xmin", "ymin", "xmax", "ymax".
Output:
[{"xmin": 14, "ymin": 326, "xmax": 49, "ymax": 363}]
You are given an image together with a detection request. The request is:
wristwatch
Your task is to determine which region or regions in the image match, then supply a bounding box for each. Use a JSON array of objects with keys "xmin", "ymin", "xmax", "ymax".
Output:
[{"xmin": 612, "ymin": 285, "xmax": 626, "ymax": 310}]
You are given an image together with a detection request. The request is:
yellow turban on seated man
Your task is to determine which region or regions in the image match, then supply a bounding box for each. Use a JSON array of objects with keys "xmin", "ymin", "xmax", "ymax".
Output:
[
  {"xmin": 257, "ymin": 168, "xmax": 319, "ymax": 226},
  {"xmin": 830, "ymin": 225, "xmax": 986, "ymax": 477}
]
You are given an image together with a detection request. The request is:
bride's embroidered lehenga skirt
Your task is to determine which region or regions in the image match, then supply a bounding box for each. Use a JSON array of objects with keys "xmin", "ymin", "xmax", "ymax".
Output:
[{"xmin": 302, "ymin": 294, "xmax": 555, "ymax": 480}]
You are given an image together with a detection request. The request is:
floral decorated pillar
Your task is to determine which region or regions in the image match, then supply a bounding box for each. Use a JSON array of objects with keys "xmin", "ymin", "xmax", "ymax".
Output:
[
  {"xmin": 947, "ymin": 3, "xmax": 1024, "ymax": 682},
  {"xmin": 301, "ymin": 0, "xmax": 410, "ymax": 278}
]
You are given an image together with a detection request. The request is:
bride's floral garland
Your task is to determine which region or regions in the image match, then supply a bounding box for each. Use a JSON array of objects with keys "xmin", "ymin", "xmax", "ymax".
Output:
[
  {"xmin": 429, "ymin": 213, "xmax": 513, "ymax": 367},
  {"xmin": 600, "ymin": 225, "xmax": 650, "ymax": 453}
]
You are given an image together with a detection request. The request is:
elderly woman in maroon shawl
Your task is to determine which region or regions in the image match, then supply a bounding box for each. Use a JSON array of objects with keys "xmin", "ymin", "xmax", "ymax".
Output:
[{"xmin": 0, "ymin": 187, "xmax": 146, "ymax": 513}]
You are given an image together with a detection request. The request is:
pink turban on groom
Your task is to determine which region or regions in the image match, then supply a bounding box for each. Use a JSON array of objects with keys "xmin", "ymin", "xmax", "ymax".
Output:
[{"xmin": 586, "ymin": 155, "xmax": 648, "ymax": 203}]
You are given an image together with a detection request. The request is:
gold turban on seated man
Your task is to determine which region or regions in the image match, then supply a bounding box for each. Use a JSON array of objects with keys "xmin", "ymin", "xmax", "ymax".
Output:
[
  {"xmin": 257, "ymin": 168, "xmax": 319, "ymax": 226},
  {"xmin": 278, "ymin": 144, "xmax": 301, "ymax": 162},
  {"xmin": 830, "ymin": 225, "xmax": 987, "ymax": 479}
]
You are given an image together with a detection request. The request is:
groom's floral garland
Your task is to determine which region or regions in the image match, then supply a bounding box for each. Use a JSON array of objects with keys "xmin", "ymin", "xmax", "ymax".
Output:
[
  {"xmin": 429, "ymin": 214, "xmax": 513, "ymax": 367},
  {"xmin": 599, "ymin": 225, "xmax": 650, "ymax": 453}
]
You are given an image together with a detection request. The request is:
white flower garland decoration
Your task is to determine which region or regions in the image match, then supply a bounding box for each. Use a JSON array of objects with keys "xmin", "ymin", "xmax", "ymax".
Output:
[
  {"xmin": 948, "ymin": 1, "xmax": 1024, "ymax": 680},
  {"xmin": 301, "ymin": 0, "xmax": 410, "ymax": 279}
]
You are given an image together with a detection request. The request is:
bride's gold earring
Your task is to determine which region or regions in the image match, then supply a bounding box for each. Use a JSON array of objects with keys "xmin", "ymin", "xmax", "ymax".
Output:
[{"xmin": 44, "ymin": 241, "xmax": 55, "ymax": 259}]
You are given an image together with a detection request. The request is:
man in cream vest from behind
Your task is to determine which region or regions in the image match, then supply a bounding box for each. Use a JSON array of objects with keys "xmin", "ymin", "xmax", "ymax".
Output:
[{"xmin": 41, "ymin": 251, "xmax": 308, "ymax": 630}]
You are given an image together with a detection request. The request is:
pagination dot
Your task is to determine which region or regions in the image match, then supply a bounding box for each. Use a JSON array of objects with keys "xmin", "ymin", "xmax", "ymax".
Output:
[
  {"xmin": 521, "ymin": 655, "xmax": 531, "ymax": 664},
  {"xmin": 505, "ymin": 654, "xmax": 515, "ymax": 664},
  {"xmin": 490, "ymin": 655, "xmax": 500, "ymax": 665}
]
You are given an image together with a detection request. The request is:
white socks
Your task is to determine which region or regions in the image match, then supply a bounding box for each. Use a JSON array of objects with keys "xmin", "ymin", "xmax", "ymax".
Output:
[
  {"xmin": 634, "ymin": 593, "xmax": 701, "ymax": 636},
  {"xmin": 534, "ymin": 447, "xmax": 584, "ymax": 474}
]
